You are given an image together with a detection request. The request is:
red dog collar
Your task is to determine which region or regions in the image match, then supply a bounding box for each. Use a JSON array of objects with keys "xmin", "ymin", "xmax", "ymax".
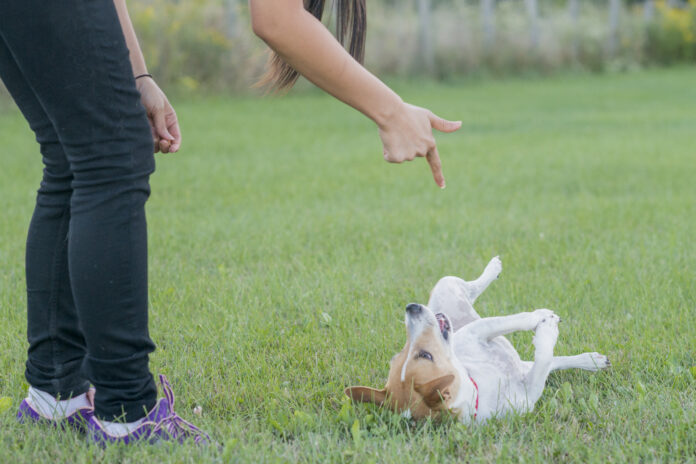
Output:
[{"xmin": 470, "ymin": 376, "xmax": 479, "ymax": 419}]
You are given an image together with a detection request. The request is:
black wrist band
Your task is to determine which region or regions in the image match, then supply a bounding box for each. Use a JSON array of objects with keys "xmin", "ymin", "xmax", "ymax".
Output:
[{"xmin": 134, "ymin": 73, "xmax": 153, "ymax": 80}]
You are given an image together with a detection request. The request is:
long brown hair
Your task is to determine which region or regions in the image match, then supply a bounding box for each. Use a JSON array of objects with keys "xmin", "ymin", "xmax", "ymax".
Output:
[{"xmin": 257, "ymin": 0, "xmax": 366, "ymax": 91}]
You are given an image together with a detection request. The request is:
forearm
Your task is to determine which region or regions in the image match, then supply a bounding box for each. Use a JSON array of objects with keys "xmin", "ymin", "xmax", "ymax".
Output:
[
  {"xmin": 250, "ymin": 0, "xmax": 460, "ymax": 187},
  {"xmin": 113, "ymin": 0, "xmax": 148, "ymax": 77},
  {"xmin": 250, "ymin": 0, "xmax": 403, "ymax": 127}
]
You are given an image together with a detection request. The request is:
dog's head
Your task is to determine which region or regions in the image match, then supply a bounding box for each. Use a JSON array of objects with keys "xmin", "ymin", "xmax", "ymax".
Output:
[{"xmin": 345, "ymin": 303, "xmax": 460, "ymax": 420}]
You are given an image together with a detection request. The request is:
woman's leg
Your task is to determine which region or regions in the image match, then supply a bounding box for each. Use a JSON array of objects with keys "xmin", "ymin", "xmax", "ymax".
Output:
[
  {"xmin": 0, "ymin": 36, "xmax": 89, "ymax": 400},
  {"xmin": 0, "ymin": 0, "xmax": 157, "ymax": 421}
]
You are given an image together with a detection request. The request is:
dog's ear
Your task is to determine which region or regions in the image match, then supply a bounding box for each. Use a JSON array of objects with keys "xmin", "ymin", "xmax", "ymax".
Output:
[
  {"xmin": 415, "ymin": 374, "xmax": 455, "ymax": 408},
  {"xmin": 344, "ymin": 386, "xmax": 387, "ymax": 406}
]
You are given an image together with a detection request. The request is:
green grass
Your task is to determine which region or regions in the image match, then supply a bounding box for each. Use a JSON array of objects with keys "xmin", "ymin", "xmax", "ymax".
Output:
[{"xmin": 1, "ymin": 67, "xmax": 695, "ymax": 463}]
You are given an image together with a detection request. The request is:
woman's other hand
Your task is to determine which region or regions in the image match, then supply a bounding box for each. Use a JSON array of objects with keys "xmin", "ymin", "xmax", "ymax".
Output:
[{"xmin": 136, "ymin": 77, "xmax": 181, "ymax": 154}]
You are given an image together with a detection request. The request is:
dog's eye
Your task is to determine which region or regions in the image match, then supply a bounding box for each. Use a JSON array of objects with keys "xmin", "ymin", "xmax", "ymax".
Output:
[{"xmin": 417, "ymin": 350, "xmax": 433, "ymax": 362}]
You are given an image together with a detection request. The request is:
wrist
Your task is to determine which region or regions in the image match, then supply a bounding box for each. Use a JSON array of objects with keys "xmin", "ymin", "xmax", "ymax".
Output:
[
  {"xmin": 371, "ymin": 92, "xmax": 405, "ymax": 129},
  {"xmin": 135, "ymin": 74, "xmax": 154, "ymax": 91}
]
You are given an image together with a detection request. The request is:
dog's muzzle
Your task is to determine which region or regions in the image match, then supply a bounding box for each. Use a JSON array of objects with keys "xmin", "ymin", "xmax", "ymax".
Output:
[{"xmin": 405, "ymin": 303, "xmax": 423, "ymax": 316}]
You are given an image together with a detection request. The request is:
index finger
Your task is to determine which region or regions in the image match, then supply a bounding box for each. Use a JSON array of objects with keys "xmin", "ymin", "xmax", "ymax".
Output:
[{"xmin": 426, "ymin": 146, "xmax": 445, "ymax": 189}]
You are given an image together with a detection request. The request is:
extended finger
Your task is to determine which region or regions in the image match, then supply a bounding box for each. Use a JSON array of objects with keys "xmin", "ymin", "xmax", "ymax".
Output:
[
  {"xmin": 429, "ymin": 112, "xmax": 462, "ymax": 133},
  {"xmin": 426, "ymin": 146, "xmax": 445, "ymax": 189}
]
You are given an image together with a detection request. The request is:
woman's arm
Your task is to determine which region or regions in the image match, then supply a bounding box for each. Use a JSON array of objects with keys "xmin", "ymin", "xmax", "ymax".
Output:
[
  {"xmin": 113, "ymin": 0, "xmax": 181, "ymax": 153},
  {"xmin": 250, "ymin": 0, "xmax": 460, "ymax": 188}
]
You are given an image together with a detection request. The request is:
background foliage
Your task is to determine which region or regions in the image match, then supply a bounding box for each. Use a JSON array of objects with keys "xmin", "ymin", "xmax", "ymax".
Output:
[
  {"xmin": 0, "ymin": 0, "xmax": 694, "ymax": 96},
  {"xmin": 125, "ymin": 0, "xmax": 696, "ymax": 92}
]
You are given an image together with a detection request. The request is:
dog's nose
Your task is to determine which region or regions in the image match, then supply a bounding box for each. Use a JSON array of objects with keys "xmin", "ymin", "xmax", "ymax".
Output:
[{"xmin": 405, "ymin": 303, "xmax": 422, "ymax": 315}]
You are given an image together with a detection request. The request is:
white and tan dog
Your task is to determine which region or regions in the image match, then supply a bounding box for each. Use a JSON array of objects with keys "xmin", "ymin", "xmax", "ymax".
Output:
[{"xmin": 346, "ymin": 257, "xmax": 610, "ymax": 422}]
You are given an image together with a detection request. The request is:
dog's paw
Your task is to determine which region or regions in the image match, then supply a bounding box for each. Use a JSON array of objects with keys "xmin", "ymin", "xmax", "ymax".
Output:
[
  {"xmin": 484, "ymin": 256, "xmax": 502, "ymax": 279},
  {"xmin": 586, "ymin": 352, "xmax": 611, "ymax": 371},
  {"xmin": 533, "ymin": 309, "xmax": 560, "ymax": 346},
  {"xmin": 533, "ymin": 309, "xmax": 559, "ymax": 326}
]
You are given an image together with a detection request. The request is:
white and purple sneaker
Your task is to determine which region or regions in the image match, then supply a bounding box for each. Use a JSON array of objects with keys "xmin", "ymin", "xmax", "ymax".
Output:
[
  {"xmin": 87, "ymin": 374, "xmax": 211, "ymax": 445},
  {"xmin": 16, "ymin": 388, "xmax": 95, "ymax": 432}
]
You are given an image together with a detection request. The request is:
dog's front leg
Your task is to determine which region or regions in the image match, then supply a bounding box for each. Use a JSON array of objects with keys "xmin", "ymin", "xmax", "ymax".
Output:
[
  {"xmin": 524, "ymin": 312, "xmax": 561, "ymax": 405},
  {"xmin": 466, "ymin": 309, "xmax": 553, "ymax": 341}
]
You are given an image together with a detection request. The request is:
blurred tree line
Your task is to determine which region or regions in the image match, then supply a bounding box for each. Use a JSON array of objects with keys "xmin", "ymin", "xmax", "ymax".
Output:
[{"xmin": 2, "ymin": 0, "xmax": 695, "ymax": 96}]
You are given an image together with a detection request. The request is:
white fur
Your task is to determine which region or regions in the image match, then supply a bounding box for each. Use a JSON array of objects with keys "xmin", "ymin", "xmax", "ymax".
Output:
[
  {"xmin": 401, "ymin": 312, "xmax": 428, "ymax": 382},
  {"xmin": 416, "ymin": 256, "xmax": 609, "ymax": 423}
]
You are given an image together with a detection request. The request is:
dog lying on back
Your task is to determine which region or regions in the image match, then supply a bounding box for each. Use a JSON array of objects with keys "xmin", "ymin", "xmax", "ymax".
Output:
[{"xmin": 345, "ymin": 257, "xmax": 610, "ymax": 422}]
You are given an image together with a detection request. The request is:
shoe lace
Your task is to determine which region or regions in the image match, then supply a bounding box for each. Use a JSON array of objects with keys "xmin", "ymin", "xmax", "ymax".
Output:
[{"xmin": 151, "ymin": 374, "xmax": 211, "ymax": 445}]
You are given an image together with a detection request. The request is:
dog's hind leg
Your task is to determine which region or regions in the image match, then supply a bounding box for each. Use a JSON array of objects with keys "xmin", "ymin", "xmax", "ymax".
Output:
[
  {"xmin": 521, "ymin": 352, "xmax": 610, "ymax": 374},
  {"xmin": 428, "ymin": 277, "xmax": 481, "ymax": 332},
  {"xmin": 550, "ymin": 353, "xmax": 610, "ymax": 372},
  {"xmin": 465, "ymin": 256, "xmax": 502, "ymax": 303},
  {"xmin": 427, "ymin": 256, "xmax": 502, "ymax": 332}
]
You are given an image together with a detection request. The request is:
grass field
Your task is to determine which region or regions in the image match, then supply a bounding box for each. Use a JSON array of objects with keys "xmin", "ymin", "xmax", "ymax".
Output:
[{"xmin": 1, "ymin": 67, "xmax": 695, "ymax": 463}]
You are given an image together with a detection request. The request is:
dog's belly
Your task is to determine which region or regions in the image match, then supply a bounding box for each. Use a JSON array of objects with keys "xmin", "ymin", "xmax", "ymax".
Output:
[
  {"xmin": 454, "ymin": 335, "xmax": 530, "ymax": 416},
  {"xmin": 453, "ymin": 333, "xmax": 523, "ymax": 372}
]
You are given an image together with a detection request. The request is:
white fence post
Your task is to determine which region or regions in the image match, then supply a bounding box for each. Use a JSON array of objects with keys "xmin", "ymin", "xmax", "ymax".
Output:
[
  {"xmin": 226, "ymin": 0, "xmax": 239, "ymax": 39},
  {"xmin": 568, "ymin": 0, "xmax": 580, "ymax": 60},
  {"xmin": 569, "ymin": 0, "xmax": 579, "ymax": 24},
  {"xmin": 608, "ymin": 0, "xmax": 621, "ymax": 56},
  {"xmin": 417, "ymin": 0, "xmax": 435, "ymax": 74},
  {"xmin": 525, "ymin": 0, "xmax": 540, "ymax": 50},
  {"xmin": 644, "ymin": 0, "xmax": 655, "ymax": 21},
  {"xmin": 481, "ymin": 0, "xmax": 496, "ymax": 51}
]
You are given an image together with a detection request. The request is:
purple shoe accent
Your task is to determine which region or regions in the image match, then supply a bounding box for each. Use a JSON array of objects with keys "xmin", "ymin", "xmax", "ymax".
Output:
[
  {"xmin": 87, "ymin": 374, "xmax": 211, "ymax": 446},
  {"xmin": 16, "ymin": 388, "xmax": 95, "ymax": 432},
  {"xmin": 149, "ymin": 374, "xmax": 212, "ymax": 445},
  {"xmin": 87, "ymin": 412, "xmax": 154, "ymax": 445}
]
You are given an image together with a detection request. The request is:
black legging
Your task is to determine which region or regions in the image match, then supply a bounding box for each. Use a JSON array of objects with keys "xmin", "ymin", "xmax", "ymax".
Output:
[{"xmin": 0, "ymin": 0, "xmax": 157, "ymax": 421}]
